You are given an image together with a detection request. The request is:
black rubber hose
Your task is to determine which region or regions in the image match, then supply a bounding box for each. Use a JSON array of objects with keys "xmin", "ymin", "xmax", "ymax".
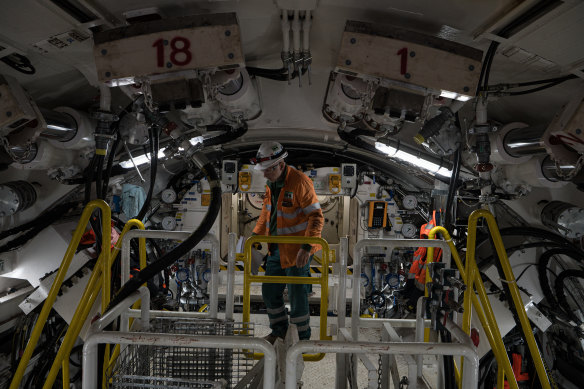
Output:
[
  {"xmin": 554, "ymin": 269, "xmax": 584, "ymax": 322},
  {"xmin": 94, "ymin": 154, "xmax": 105, "ymax": 199},
  {"xmin": 538, "ymin": 248, "xmax": 584, "ymax": 307},
  {"xmin": 0, "ymin": 202, "xmax": 76, "ymax": 252},
  {"xmin": 199, "ymin": 122, "xmax": 247, "ymax": 148},
  {"xmin": 105, "ymin": 156, "xmax": 221, "ymax": 312},
  {"xmin": 102, "ymin": 136, "xmax": 121, "ymax": 197},
  {"xmin": 135, "ymin": 126, "xmax": 159, "ymax": 222},
  {"xmin": 444, "ymin": 148, "xmax": 461, "ymax": 230}
]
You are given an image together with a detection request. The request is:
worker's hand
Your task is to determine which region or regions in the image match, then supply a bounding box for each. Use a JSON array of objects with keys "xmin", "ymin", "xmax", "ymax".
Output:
[{"xmin": 296, "ymin": 248, "xmax": 310, "ymax": 268}]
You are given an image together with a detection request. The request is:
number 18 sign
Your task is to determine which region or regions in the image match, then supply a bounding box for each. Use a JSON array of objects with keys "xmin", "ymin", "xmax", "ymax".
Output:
[{"xmin": 93, "ymin": 14, "xmax": 244, "ymax": 84}]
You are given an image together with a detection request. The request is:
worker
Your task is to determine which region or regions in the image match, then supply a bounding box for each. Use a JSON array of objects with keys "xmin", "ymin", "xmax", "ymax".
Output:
[
  {"xmin": 251, "ymin": 141, "xmax": 324, "ymax": 343},
  {"xmin": 403, "ymin": 210, "xmax": 442, "ymax": 312}
]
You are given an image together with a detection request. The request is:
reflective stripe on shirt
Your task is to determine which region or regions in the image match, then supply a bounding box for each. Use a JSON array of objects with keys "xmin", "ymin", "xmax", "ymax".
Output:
[{"xmin": 277, "ymin": 221, "xmax": 308, "ymax": 235}]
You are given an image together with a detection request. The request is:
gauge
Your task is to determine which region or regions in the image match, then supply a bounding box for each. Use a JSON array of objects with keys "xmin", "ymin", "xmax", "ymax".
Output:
[
  {"xmin": 161, "ymin": 188, "xmax": 177, "ymax": 204},
  {"xmin": 402, "ymin": 194, "xmax": 418, "ymax": 210},
  {"xmin": 162, "ymin": 215, "xmax": 177, "ymax": 231},
  {"xmin": 401, "ymin": 223, "xmax": 417, "ymax": 238},
  {"xmin": 385, "ymin": 274, "xmax": 400, "ymax": 288},
  {"xmin": 176, "ymin": 268, "xmax": 189, "ymax": 282},
  {"xmin": 247, "ymin": 193, "xmax": 264, "ymax": 209}
]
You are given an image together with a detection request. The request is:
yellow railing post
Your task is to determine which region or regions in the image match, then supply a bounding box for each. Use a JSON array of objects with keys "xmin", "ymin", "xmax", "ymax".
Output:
[
  {"xmin": 243, "ymin": 235, "xmax": 330, "ymax": 361},
  {"xmin": 427, "ymin": 225, "xmax": 520, "ymax": 389},
  {"xmin": 9, "ymin": 200, "xmax": 111, "ymax": 389},
  {"xmin": 468, "ymin": 209, "xmax": 551, "ymax": 389}
]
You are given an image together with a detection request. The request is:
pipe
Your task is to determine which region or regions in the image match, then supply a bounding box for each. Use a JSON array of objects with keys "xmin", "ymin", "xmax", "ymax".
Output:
[
  {"xmin": 337, "ymin": 237, "xmax": 348, "ymax": 329},
  {"xmin": 281, "ymin": 9, "xmax": 291, "ymax": 54},
  {"xmin": 99, "ymin": 84, "xmax": 111, "ymax": 112},
  {"xmin": 83, "ymin": 333, "xmax": 276, "ymax": 389},
  {"xmin": 285, "ymin": 340, "xmax": 479, "ymax": 389},
  {"xmin": 503, "ymin": 124, "xmax": 547, "ymax": 157},
  {"xmin": 226, "ymin": 232, "xmax": 236, "ymax": 321},
  {"xmin": 415, "ymin": 297, "xmax": 426, "ymax": 379},
  {"xmin": 38, "ymin": 108, "xmax": 78, "ymax": 142},
  {"xmin": 291, "ymin": 10, "xmax": 301, "ymax": 56},
  {"xmin": 302, "ymin": 10, "xmax": 311, "ymax": 53},
  {"xmin": 209, "ymin": 233, "xmax": 220, "ymax": 319}
]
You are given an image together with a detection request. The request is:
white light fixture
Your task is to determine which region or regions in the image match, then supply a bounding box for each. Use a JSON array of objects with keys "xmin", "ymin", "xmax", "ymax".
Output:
[
  {"xmin": 119, "ymin": 148, "xmax": 167, "ymax": 169},
  {"xmin": 375, "ymin": 141, "xmax": 452, "ymax": 177},
  {"xmin": 440, "ymin": 90, "xmax": 472, "ymax": 102}
]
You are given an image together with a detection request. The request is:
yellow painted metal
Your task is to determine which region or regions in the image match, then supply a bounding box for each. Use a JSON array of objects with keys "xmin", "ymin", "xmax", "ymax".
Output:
[
  {"xmin": 243, "ymin": 235, "xmax": 331, "ymax": 361},
  {"xmin": 62, "ymin": 357, "xmax": 69, "ymax": 389},
  {"xmin": 468, "ymin": 209, "xmax": 551, "ymax": 389},
  {"xmin": 427, "ymin": 226, "xmax": 519, "ymax": 389},
  {"xmin": 44, "ymin": 219, "xmax": 145, "ymax": 389},
  {"xmin": 9, "ymin": 200, "xmax": 111, "ymax": 389},
  {"xmin": 498, "ymin": 365, "xmax": 505, "ymax": 389}
]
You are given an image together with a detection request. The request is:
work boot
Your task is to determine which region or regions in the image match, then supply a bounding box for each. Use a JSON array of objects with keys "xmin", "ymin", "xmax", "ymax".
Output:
[{"xmin": 263, "ymin": 333, "xmax": 284, "ymax": 344}]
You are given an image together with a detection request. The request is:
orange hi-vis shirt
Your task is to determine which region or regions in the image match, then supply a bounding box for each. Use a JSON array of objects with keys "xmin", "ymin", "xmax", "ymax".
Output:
[{"xmin": 253, "ymin": 166, "xmax": 324, "ymax": 268}]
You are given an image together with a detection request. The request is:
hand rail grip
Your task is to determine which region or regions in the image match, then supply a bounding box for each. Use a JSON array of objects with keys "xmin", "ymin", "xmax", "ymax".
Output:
[
  {"xmin": 243, "ymin": 235, "xmax": 330, "ymax": 361},
  {"xmin": 9, "ymin": 200, "xmax": 112, "ymax": 389}
]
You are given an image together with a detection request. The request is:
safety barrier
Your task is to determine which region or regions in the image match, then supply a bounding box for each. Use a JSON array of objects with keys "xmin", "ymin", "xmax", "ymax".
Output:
[
  {"xmin": 424, "ymin": 210, "xmax": 551, "ymax": 389},
  {"xmin": 9, "ymin": 200, "xmax": 147, "ymax": 389},
  {"xmin": 243, "ymin": 235, "xmax": 331, "ymax": 361}
]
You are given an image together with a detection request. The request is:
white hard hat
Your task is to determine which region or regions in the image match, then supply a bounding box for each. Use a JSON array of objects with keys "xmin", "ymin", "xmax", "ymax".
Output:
[{"xmin": 251, "ymin": 141, "xmax": 288, "ymax": 171}]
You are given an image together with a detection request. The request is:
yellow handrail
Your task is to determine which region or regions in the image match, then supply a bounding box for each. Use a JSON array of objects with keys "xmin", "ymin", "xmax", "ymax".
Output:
[
  {"xmin": 467, "ymin": 209, "xmax": 551, "ymax": 389},
  {"xmin": 43, "ymin": 219, "xmax": 146, "ymax": 389},
  {"xmin": 243, "ymin": 235, "xmax": 331, "ymax": 361},
  {"xmin": 426, "ymin": 225, "xmax": 520, "ymax": 389},
  {"xmin": 9, "ymin": 200, "xmax": 111, "ymax": 389}
]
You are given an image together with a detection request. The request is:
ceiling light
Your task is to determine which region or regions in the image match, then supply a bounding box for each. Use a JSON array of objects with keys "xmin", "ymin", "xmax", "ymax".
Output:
[
  {"xmin": 375, "ymin": 141, "xmax": 452, "ymax": 177},
  {"xmin": 440, "ymin": 90, "xmax": 472, "ymax": 102},
  {"xmin": 119, "ymin": 148, "xmax": 166, "ymax": 168}
]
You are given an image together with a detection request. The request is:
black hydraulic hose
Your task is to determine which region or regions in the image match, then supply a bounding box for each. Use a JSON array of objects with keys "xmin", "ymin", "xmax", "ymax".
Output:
[
  {"xmin": 94, "ymin": 154, "xmax": 105, "ymax": 199},
  {"xmin": 102, "ymin": 136, "xmax": 121, "ymax": 197},
  {"xmin": 135, "ymin": 126, "xmax": 159, "ymax": 222},
  {"xmin": 337, "ymin": 126, "xmax": 380, "ymax": 154},
  {"xmin": 199, "ymin": 122, "xmax": 247, "ymax": 148},
  {"xmin": 84, "ymin": 155, "xmax": 96, "ymax": 205},
  {"xmin": 444, "ymin": 148, "xmax": 461, "ymax": 230},
  {"xmin": 0, "ymin": 202, "xmax": 76, "ymax": 252},
  {"xmin": 538, "ymin": 248, "xmax": 584, "ymax": 307},
  {"xmin": 105, "ymin": 155, "xmax": 221, "ymax": 313},
  {"xmin": 554, "ymin": 269, "xmax": 584, "ymax": 323},
  {"xmin": 246, "ymin": 66, "xmax": 286, "ymax": 75},
  {"xmin": 506, "ymin": 80, "xmax": 567, "ymax": 96}
]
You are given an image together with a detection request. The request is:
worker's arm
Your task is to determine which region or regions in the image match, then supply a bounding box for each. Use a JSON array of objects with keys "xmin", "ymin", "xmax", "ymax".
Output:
[
  {"xmin": 252, "ymin": 188, "xmax": 270, "ymax": 236},
  {"xmin": 296, "ymin": 180, "xmax": 324, "ymax": 267}
]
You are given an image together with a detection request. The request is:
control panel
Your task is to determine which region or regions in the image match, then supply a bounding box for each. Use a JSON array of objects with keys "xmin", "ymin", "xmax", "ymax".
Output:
[{"xmin": 221, "ymin": 160, "xmax": 238, "ymax": 189}]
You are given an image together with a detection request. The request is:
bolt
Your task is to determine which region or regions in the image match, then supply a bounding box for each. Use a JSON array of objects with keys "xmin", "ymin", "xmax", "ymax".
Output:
[
  {"xmin": 350, "ymin": 37, "xmax": 356, "ymax": 44},
  {"xmin": 410, "ymin": 51, "xmax": 416, "ymax": 57},
  {"xmin": 225, "ymin": 30, "xmax": 231, "ymax": 36},
  {"xmin": 228, "ymin": 53, "xmax": 234, "ymax": 59},
  {"xmin": 468, "ymin": 65, "xmax": 475, "ymax": 71},
  {"xmin": 345, "ymin": 59, "xmax": 352, "ymax": 66},
  {"xmin": 6, "ymin": 111, "xmax": 11, "ymax": 117},
  {"xmin": 105, "ymin": 72, "xmax": 111, "ymax": 77},
  {"xmin": 13, "ymin": 199, "xmax": 18, "ymax": 204},
  {"xmin": 405, "ymin": 73, "xmax": 411, "ymax": 79},
  {"xmin": 463, "ymin": 86, "xmax": 470, "ymax": 92},
  {"xmin": 166, "ymin": 62, "xmax": 172, "ymax": 68},
  {"xmin": 100, "ymin": 49, "xmax": 107, "ymax": 55},
  {"xmin": 576, "ymin": 128, "xmax": 582, "ymax": 135}
]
